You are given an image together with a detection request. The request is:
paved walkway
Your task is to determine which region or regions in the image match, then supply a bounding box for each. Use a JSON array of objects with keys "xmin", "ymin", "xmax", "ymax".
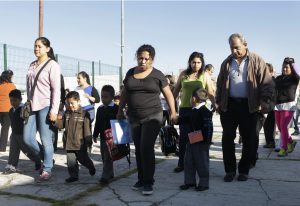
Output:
[{"xmin": 0, "ymin": 114, "xmax": 300, "ymax": 206}]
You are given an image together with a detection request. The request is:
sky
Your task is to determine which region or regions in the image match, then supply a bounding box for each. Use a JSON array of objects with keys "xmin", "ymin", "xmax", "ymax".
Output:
[{"xmin": 0, "ymin": 0, "xmax": 300, "ymax": 77}]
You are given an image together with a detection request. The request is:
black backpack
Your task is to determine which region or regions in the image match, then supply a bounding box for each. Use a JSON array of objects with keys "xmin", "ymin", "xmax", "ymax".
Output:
[{"xmin": 159, "ymin": 125, "xmax": 179, "ymax": 156}]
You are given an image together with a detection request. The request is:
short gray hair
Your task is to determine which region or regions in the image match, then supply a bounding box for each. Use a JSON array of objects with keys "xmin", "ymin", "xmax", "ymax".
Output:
[{"xmin": 228, "ymin": 33, "xmax": 247, "ymax": 46}]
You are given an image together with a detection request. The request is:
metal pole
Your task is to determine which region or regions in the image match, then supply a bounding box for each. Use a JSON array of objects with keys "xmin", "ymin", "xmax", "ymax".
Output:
[
  {"xmin": 92, "ymin": 61, "xmax": 95, "ymax": 86},
  {"xmin": 99, "ymin": 60, "xmax": 101, "ymax": 75},
  {"xmin": 55, "ymin": 54, "xmax": 58, "ymax": 62},
  {"xmin": 120, "ymin": 0, "xmax": 124, "ymax": 85},
  {"xmin": 39, "ymin": 0, "xmax": 43, "ymax": 37},
  {"xmin": 3, "ymin": 44, "xmax": 7, "ymax": 71},
  {"xmin": 78, "ymin": 61, "xmax": 80, "ymax": 73}
]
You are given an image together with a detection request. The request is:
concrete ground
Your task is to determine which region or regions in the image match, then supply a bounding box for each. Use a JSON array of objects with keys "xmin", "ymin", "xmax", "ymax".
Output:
[{"xmin": 0, "ymin": 114, "xmax": 300, "ymax": 206}]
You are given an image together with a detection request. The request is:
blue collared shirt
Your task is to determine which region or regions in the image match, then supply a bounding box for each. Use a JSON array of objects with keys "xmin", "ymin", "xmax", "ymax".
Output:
[{"xmin": 229, "ymin": 56, "xmax": 249, "ymax": 98}]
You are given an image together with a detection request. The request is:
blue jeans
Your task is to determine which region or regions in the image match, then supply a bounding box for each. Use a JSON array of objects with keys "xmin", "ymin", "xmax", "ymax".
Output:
[
  {"xmin": 293, "ymin": 109, "xmax": 300, "ymax": 132},
  {"xmin": 23, "ymin": 106, "xmax": 54, "ymax": 173}
]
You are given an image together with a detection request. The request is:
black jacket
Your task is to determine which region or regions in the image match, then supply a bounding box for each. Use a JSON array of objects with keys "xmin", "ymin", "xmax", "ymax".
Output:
[{"xmin": 178, "ymin": 103, "xmax": 213, "ymax": 144}]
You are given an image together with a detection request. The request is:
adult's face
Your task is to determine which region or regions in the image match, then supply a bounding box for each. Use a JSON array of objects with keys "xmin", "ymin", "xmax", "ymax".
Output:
[
  {"xmin": 230, "ymin": 37, "xmax": 247, "ymax": 60},
  {"xmin": 190, "ymin": 57, "xmax": 202, "ymax": 72},
  {"xmin": 282, "ymin": 63, "xmax": 292, "ymax": 76},
  {"xmin": 34, "ymin": 40, "xmax": 49, "ymax": 59},
  {"xmin": 137, "ymin": 51, "xmax": 153, "ymax": 71},
  {"xmin": 77, "ymin": 74, "xmax": 87, "ymax": 86}
]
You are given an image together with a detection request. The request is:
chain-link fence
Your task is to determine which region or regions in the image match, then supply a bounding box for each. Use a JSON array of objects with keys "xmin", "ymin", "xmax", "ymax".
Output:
[{"xmin": 0, "ymin": 43, "xmax": 121, "ymax": 92}]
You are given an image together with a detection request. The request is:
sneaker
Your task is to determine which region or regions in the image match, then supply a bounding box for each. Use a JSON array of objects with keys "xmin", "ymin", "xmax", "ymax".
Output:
[
  {"xmin": 3, "ymin": 165, "xmax": 18, "ymax": 174},
  {"xmin": 224, "ymin": 173, "xmax": 236, "ymax": 182},
  {"xmin": 142, "ymin": 185, "xmax": 153, "ymax": 195},
  {"xmin": 287, "ymin": 141, "xmax": 297, "ymax": 153},
  {"xmin": 274, "ymin": 148, "xmax": 280, "ymax": 152},
  {"xmin": 65, "ymin": 177, "xmax": 79, "ymax": 183},
  {"xmin": 237, "ymin": 174, "xmax": 248, "ymax": 181},
  {"xmin": 291, "ymin": 131, "xmax": 300, "ymax": 135},
  {"xmin": 132, "ymin": 181, "xmax": 144, "ymax": 190},
  {"xmin": 173, "ymin": 166, "xmax": 184, "ymax": 173},
  {"xmin": 277, "ymin": 148, "xmax": 288, "ymax": 157},
  {"xmin": 37, "ymin": 171, "xmax": 51, "ymax": 182}
]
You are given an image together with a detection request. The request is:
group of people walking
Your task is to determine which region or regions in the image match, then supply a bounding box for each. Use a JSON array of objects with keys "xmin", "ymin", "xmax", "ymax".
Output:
[{"xmin": 0, "ymin": 33, "xmax": 298, "ymax": 196}]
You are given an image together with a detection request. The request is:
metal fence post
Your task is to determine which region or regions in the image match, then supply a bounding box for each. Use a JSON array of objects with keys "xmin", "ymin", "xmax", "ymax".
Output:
[
  {"xmin": 78, "ymin": 61, "xmax": 80, "ymax": 74},
  {"xmin": 119, "ymin": 66, "xmax": 123, "ymax": 87},
  {"xmin": 3, "ymin": 44, "xmax": 7, "ymax": 71},
  {"xmin": 55, "ymin": 54, "xmax": 58, "ymax": 62},
  {"xmin": 99, "ymin": 60, "xmax": 101, "ymax": 75},
  {"xmin": 92, "ymin": 61, "xmax": 95, "ymax": 86}
]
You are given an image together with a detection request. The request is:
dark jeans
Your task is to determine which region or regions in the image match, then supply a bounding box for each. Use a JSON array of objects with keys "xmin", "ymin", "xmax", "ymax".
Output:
[
  {"xmin": 220, "ymin": 98, "xmax": 258, "ymax": 175},
  {"xmin": 264, "ymin": 111, "xmax": 276, "ymax": 145},
  {"xmin": 250, "ymin": 113, "xmax": 265, "ymax": 166},
  {"xmin": 8, "ymin": 134, "xmax": 40, "ymax": 167},
  {"xmin": 293, "ymin": 109, "xmax": 300, "ymax": 132},
  {"xmin": 67, "ymin": 149, "xmax": 95, "ymax": 178},
  {"xmin": 0, "ymin": 112, "xmax": 11, "ymax": 151},
  {"xmin": 177, "ymin": 108, "xmax": 192, "ymax": 168},
  {"xmin": 129, "ymin": 112, "xmax": 163, "ymax": 185}
]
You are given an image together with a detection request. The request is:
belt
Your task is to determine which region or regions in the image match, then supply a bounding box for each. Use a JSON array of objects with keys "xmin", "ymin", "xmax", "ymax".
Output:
[{"xmin": 229, "ymin": 97, "xmax": 248, "ymax": 103}]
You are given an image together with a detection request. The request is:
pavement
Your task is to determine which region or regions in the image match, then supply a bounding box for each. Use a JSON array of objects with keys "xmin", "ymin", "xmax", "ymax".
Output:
[{"xmin": 0, "ymin": 114, "xmax": 300, "ymax": 206}]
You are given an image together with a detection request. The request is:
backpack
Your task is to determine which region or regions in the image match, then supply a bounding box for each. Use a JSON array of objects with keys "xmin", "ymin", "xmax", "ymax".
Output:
[
  {"xmin": 159, "ymin": 125, "xmax": 179, "ymax": 156},
  {"xmin": 104, "ymin": 129, "xmax": 131, "ymax": 165}
]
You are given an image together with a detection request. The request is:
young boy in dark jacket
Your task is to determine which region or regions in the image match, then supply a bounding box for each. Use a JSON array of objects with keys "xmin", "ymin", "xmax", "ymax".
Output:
[
  {"xmin": 176, "ymin": 88, "xmax": 213, "ymax": 191},
  {"xmin": 93, "ymin": 85, "xmax": 118, "ymax": 184},
  {"xmin": 56, "ymin": 91, "xmax": 95, "ymax": 183},
  {"xmin": 3, "ymin": 89, "xmax": 41, "ymax": 174}
]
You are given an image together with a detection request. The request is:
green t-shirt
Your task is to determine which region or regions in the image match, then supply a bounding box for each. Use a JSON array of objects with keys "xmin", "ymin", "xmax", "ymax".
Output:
[{"xmin": 180, "ymin": 72, "xmax": 206, "ymax": 108}]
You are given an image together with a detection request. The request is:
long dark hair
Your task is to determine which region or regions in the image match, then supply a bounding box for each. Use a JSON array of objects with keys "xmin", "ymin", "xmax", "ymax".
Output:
[
  {"xmin": 78, "ymin": 71, "xmax": 91, "ymax": 85},
  {"xmin": 35, "ymin": 37, "xmax": 56, "ymax": 61},
  {"xmin": 185, "ymin": 52, "xmax": 205, "ymax": 78},
  {"xmin": 0, "ymin": 69, "xmax": 13, "ymax": 84}
]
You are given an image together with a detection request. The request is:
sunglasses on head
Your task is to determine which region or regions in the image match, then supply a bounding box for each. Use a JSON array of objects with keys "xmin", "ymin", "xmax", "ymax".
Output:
[{"xmin": 284, "ymin": 57, "xmax": 294, "ymax": 64}]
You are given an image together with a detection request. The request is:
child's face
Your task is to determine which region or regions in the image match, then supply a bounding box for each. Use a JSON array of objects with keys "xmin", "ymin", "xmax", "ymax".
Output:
[
  {"xmin": 190, "ymin": 96, "xmax": 198, "ymax": 107},
  {"xmin": 67, "ymin": 97, "xmax": 80, "ymax": 112},
  {"xmin": 10, "ymin": 97, "xmax": 22, "ymax": 109},
  {"xmin": 101, "ymin": 91, "xmax": 114, "ymax": 106}
]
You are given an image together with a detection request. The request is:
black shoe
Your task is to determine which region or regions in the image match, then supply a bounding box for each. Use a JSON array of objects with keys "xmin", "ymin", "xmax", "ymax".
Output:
[
  {"xmin": 224, "ymin": 173, "xmax": 236, "ymax": 182},
  {"xmin": 132, "ymin": 181, "xmax": 144, "ymax": 190},
  {"xmin": 173, "ymin": 166, "xmax": 184, "ymax": 173},
  {"xmin": 35, "ymin": 162, "xmax": 42, "ymax": 171},
  {"xmin": 142, "ymin": 185, "xmax": 153, "ymax": 195},
  {"xmin": 195, "ymin": 186, "xmax": 209, "ymax": 191},
  {"xmin": 179, "ymin": 184, "xmax": 196, "ymax": 190},
  {"xmin": 99, "ymin": 178, "xmax": 109, "ymax": 185},
  {"xmin": 89, "ymin": 167, "xmax": 96, "ymax": 176},
  {"xmin": 65, "ymin": 177, "xmax": 79, "ymax": 183},
  {"xmin": 263, "ymin": 143, "xmax": 275, "ymax": 148},
  {"xmin": 291, "ymin": 131, "xmax": 300, "ymax": 135},
  {"xmin": 237, "ymin": 174, "xmax": 248, "ymax": 181}
]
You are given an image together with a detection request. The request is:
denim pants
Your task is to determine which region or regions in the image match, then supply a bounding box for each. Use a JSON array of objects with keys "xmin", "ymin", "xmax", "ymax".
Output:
[
  {"xmin": 293, "ymin": 109, "xmax": 300, "ymax": 132},
  {"xmin": 177, "ymin": 108, "xmax": 192, "ymax": 168},
  {"xmin": 129, "ymin": 112, "xmax": 163, "ymax": 185},
  {"xmin": 23, "ymin": 106, "xmax": 54, "ymax": 173}
]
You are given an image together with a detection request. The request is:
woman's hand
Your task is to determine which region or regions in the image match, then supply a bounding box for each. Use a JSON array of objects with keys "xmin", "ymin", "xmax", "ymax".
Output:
[
  {"xmin": 49, "ymin": 113, "xmax": 58, "ymax": 122},
  {"xmin": 170, "ymin": 112, "xmax": 177, "ymax": 125}
]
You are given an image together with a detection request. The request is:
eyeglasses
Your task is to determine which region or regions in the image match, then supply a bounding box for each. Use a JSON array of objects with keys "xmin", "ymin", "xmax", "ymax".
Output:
[{"xmin": 284, "ymin": 57, "xmax": 294, "ymax": 64}]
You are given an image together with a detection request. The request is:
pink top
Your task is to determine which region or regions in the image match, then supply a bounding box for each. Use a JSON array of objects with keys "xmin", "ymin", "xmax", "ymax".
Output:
[{"xmin": 26, "ymin": 59, "xmax": 61, "ymax": 114}]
